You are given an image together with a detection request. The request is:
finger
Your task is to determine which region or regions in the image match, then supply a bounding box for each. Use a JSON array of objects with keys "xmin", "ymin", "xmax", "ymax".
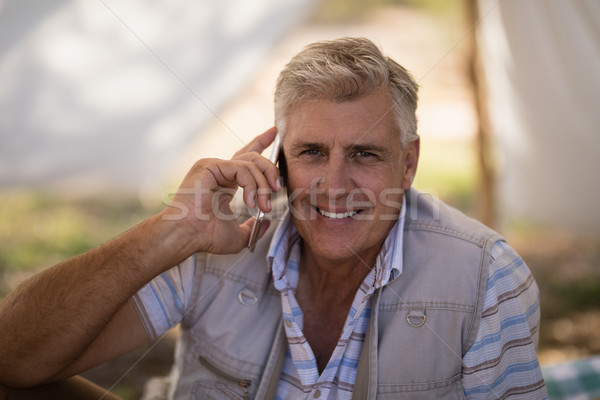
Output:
[
  {"xmin": 214, "ymin": 161, "xmax": 271, "ymax": 211},
  {"xmin": 233, "ymin": 166, "xmax": 261, "ymax": 210},
  {"xmin": 242, "ymin": 163, "xmax": 274, "ymax": 212},
  {"xmin": 205, "ymin": 222, "xmax": 250, "ymax": 255},
  {"xmin": 234, "ymin": 152, "xmax": 281, "ymax": 192},
  {"xmin": 233, "ymin": 126, "xmax": 277, "ymax": 157},
  {"xmin": 238, "ymin": 217, "xmax": 257, "ymax": 248},
  {"xmin": 239, "ymin": 217, "xmax": 271, "ymax": 246}
]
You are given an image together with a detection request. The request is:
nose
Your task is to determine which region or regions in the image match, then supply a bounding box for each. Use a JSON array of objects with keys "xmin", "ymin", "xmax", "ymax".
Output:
[{"xmin": 318, "ymin": 155, "xmax": 355, "ymax": 196}]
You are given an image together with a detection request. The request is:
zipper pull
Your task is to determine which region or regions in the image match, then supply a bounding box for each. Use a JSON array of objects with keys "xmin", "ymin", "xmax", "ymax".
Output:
[
  {"xmin": 198, "ymin": 356, "xmax": 253, "ymax": 398},
  {"xmin": 240, "ymin": 379, "xmax": 251, "ymax": 400}
]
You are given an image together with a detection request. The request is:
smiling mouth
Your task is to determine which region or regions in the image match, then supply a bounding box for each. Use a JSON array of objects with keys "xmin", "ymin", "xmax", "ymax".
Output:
[{"xmin": 316, "ymin": 207, "xmax": 359, "ymax": 219}]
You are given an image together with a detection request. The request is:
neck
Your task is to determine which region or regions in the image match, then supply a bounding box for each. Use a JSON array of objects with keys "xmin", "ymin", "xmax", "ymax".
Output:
[{"xmin": 298, "ymin": 241, "xmax": 378, "ymax": 298}]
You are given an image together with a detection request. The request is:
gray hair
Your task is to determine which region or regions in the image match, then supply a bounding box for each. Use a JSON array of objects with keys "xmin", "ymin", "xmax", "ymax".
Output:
[{"xmin": 274, "ymin": 37, "xmax": 419, "ymax": 147}]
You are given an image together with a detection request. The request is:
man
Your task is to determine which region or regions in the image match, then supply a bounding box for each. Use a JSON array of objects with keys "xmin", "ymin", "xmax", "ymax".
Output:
[{"xmin": 0, "ymin": 37, "xmax": 547, "ymax": 399}]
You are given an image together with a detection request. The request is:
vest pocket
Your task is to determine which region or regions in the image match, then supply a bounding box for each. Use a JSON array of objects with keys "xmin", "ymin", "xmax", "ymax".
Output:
[
  {"xmin": 376, "ymin": 373, "xmax": 465, "ymax": 400},
  {"xmin": 191, "ymin": 355, "xmax": 252, "ymax": 400},
  {"xmin": 191, "ymin": 380, "xmax": 245, "ymax": 400}
]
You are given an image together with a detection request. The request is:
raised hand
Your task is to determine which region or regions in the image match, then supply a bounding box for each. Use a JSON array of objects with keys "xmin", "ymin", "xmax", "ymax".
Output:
[{"xmin": 160, "ymin": 127, "xmax": 281, "ymax": 254}]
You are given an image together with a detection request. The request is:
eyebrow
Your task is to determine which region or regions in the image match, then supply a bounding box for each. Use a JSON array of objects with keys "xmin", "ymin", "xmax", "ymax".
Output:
[
  {"xmin": 288, "ymin": 141, "xmax": 326, "ymax": 153},
  {"xmin": 347, "ymin": 143, "xmax": 389, "ymax": 155},
  {"xmin": 289, "ymin": 141, "xmax": 391, "ymax": 156}
]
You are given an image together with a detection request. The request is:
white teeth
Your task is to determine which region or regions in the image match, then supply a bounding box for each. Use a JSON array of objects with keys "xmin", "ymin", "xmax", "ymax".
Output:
[{"xmin": 317, "ymin": 208, "xmax": 358, "ymax": 219}]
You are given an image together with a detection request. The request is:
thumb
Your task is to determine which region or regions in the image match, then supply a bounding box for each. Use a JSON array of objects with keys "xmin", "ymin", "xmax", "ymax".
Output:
[{"xmin": 240, "ymin": 217, "xmax": 272, "ymax": 251}]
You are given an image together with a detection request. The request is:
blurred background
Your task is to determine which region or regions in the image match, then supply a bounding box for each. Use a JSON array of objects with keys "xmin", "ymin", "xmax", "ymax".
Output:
[{"xmin": 1, "ymin": 0, "xmax": 599, "ymax": 398}]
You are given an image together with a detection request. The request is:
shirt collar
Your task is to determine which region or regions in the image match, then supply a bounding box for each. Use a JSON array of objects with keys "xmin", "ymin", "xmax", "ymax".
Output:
[{"xmin": 267, "ymin": 195, "xmax": 406, "ymax": 288}]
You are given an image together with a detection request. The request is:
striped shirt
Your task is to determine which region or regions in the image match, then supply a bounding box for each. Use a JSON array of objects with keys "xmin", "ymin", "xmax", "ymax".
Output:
[
  {"xmin": 462, "ymin": 240, "xmax": 547, "ymax": 399},
  {"xmin": 267, "ymin": 205, "xmax": 405, "ymax": 400},
  {"xmin": 133, "ymin": 205, "xmax": 547, "ymax": 399}
]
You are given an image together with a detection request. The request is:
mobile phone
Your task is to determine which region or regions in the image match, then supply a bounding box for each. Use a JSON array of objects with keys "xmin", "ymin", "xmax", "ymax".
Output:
[{"xmin": 248, "ymin": 134, "xmax": 281, "ymax": 251}]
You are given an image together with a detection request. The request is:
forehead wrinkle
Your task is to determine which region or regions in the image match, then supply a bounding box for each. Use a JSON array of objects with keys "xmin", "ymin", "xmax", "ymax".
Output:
[
  {"xmin": 288, "ymin": 127, "xmax": 340, "ymax": 149},
  {"xmin": 285, "ymin": 91, "xmax": 399, "ymax": 155}
]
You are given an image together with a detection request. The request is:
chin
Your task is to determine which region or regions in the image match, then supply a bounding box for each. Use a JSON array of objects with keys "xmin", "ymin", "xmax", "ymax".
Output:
[{"xmin": 304, "ymin": 232, "xmax": 378, "ymax": 264}]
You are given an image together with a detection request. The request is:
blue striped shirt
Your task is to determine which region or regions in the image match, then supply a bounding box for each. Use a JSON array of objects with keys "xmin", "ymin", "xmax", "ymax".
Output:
[
  {"xmin": 462, "ymin": 240, "xmax": 547, "ymax": 399},
  {"xmin": 268, "ymin": 207, "xmax": 404, "ymax": 400}
]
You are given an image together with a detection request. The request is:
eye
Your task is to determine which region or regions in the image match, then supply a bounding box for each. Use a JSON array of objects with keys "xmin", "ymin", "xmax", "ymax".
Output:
[
  {"xmin": 300, "ymin": 149, "xmax": 323, "ymax": 157},
  {"xmin": 350, "ymin": 149, "xmax": 382, "ymax": 164},
  {"xmin": 354, "ymin": 150, "xmax": 376, "ymax": 159}
]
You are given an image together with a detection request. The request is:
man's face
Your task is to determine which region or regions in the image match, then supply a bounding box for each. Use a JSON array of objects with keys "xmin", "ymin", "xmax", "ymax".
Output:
[{"xmin": 282, "ymin": 89, "xmax": 419, "ymax": 265}]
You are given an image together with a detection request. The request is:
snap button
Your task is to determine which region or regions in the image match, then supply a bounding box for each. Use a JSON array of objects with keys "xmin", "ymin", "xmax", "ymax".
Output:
[
  {"xmin": 406, "ymin": 308, "xmax": 427, "ymax": 327},
  {"xmin": 237, "ymin": 288, "xmax": 258, "ymax": 306},
  {"xmin": 313, "ymin": 388, "xmax": 321, "ymax": 398}
]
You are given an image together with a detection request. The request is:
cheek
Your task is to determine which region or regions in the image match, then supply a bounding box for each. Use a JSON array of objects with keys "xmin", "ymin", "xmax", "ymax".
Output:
[
  {"xmin": 360, "ymin": 174, "xmax": 405, "ymax": 208},
  {"xmin": 286, "ymin": 163, "xmax": 318, "ymax": 189},
  {"xmin": 285, "ymin": 173, "xmax": 303, "ymax": 194},
  {"xmin": 285, "ymin": 170, "xmax": 314, "ymax": 206},
  {"xmin": 377, "ymin": 189, "xmax": 404, "ymax": 215},
  {"xmin": 354, "ymin": 169, "xmax": 402, "ymax": 191}
]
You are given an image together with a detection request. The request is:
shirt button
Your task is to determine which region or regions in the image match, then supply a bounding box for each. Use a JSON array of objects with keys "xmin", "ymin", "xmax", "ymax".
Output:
[
  {"xmin": 284, "ymin": 319, "xmax": 292, "ymax": 328},
  {"xmin": 313, "ymin": 389, "xmax": 321, "ymax": 398}
]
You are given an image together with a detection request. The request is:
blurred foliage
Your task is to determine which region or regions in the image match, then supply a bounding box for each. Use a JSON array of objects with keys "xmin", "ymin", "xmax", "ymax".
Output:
[
  {"xmin": 0, "ymin": 190, "xmax": 159, "ymax": 295},
  {"xmin": 414, "ymin": 137, "xmax": 478, "ymax": 214},
  {"xmin": 544, "ymin": 279, "xmax": 600, "ymax": 317},
  {"xmin": 508, "ymin": 228, "xmax": 600, "ymax": 364}
]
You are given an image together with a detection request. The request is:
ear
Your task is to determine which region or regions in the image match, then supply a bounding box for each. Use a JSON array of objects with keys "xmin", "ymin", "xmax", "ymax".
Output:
[{"xmin": 401, "ymin": 138, "xmax": 420, "ymax": 190}]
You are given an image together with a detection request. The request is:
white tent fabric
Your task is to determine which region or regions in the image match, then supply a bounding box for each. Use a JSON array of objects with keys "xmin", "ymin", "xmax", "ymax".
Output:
[
  {"xmin": 0, "ymin": 0, "xmax": 316, "ymax": 197},
  {"xmin": 477, "ymin": 0, "xmax": 600, "ymax": 231}
]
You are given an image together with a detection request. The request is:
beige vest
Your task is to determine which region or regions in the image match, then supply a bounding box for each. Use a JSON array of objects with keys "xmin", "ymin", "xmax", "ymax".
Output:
[{"xmin": 168, "ymin": 189, "xmax": 500, "ymax": 399}]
